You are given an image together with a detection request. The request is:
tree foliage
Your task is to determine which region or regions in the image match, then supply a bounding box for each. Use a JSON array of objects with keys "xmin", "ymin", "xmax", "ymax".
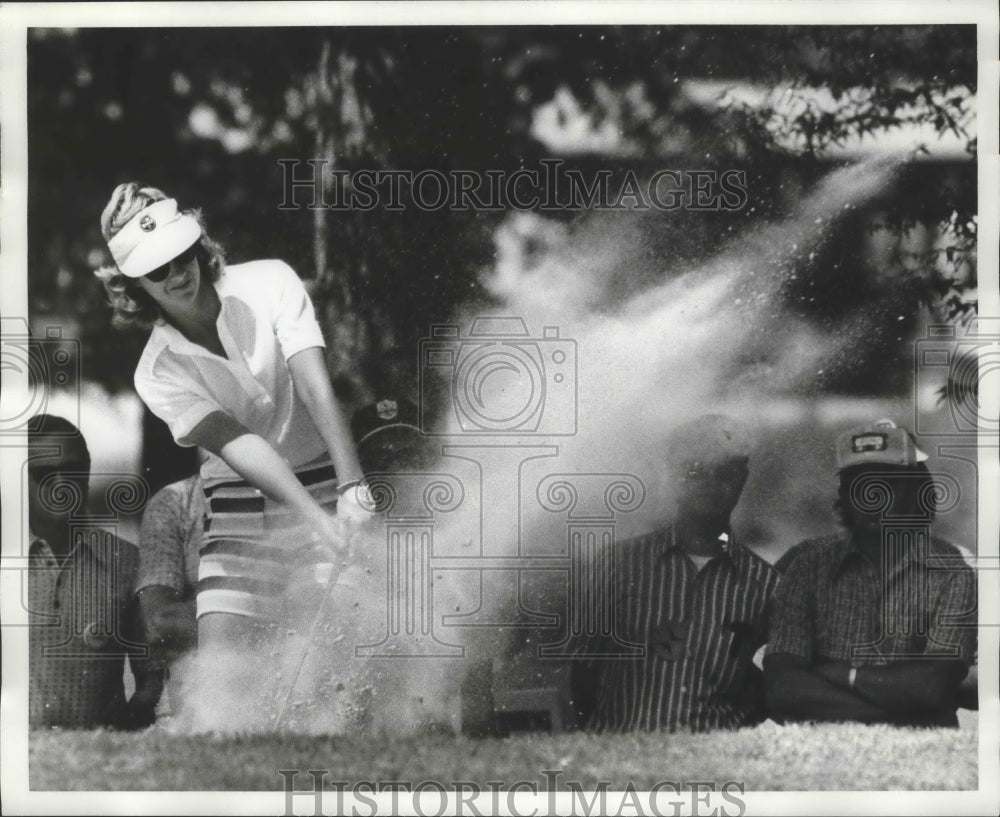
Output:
[{"xmin": 28, "ymin": 25, "xmax": 977, "ymax": 400}]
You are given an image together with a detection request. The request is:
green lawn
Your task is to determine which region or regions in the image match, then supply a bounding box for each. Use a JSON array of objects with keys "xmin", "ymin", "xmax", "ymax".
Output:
[{"xmin": 29, "ymin": 721, "xmax": 977, "ymax": 791}]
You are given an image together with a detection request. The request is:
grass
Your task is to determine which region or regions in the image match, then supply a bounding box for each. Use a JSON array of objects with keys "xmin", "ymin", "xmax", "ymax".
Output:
[{"xmin": 29, "ymin": 721, "xmax": 977, "ymax": 791}]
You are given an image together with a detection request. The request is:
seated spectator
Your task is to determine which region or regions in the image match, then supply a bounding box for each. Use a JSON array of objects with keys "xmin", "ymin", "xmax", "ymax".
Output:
[
  {"xmin": 135, "ymin": 473, "xmax": 204, "ymax": 716},
  {"xmin": 764, "ymin": 419, "xmax": 976, "ymax": 727},
  {"xmin": 573, "ymin": 414, "xmax": 780, "ymax": 732},
  {"xmin": 26, "ymin": 414, "xmax": 157, "ymax": 729},
  {"xmin": 352, "ymin": 397, "xmax": 428, "ymax": 474}
]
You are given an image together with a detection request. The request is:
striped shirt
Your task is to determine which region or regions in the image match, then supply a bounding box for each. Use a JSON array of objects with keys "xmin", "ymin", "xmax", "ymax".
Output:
[
  {"xmin": 583, "ymin": 527, "xmax": 780, "ymax": 732},
  {"xmin": 767, "ymin": 533, "xmax": 977, "ymax": 668},
  {"xmin": 28, "ymin": 532, "xmax": 148, "ymax": 729}
]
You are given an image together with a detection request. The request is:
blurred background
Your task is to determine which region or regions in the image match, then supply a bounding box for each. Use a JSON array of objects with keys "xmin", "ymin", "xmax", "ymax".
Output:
[{"xmin": 24, "ymin": 25, "xmax": 979, "ymax": 555}]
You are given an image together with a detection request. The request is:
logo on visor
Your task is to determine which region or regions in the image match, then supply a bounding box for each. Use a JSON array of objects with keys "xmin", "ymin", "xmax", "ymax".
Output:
[
  {"xmin": 376, "ymin": 400, "xmax": 398, "ymax": 420},
  {"xmin": 139, "ymin": 215, "xmax": 156, "ymax": 232},
  {"xmin": 852, "ymin": 433, "xmax": 887, "ymax": 454}
]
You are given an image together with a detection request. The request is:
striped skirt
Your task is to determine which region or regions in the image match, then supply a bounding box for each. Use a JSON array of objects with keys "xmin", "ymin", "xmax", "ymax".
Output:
[{"xmin": 197, "ymin": 456, "xmax": 339, "ymax": 621}]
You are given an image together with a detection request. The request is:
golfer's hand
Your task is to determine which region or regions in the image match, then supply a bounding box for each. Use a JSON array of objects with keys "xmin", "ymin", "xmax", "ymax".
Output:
[{"xmin": 307, "ymin": 514, "xmax": 351, "ymax": 559}]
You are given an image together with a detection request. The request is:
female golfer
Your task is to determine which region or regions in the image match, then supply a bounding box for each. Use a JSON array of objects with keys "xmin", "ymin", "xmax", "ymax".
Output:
[{"xmin": 95, "ymin": 183, "xmax": 367, "ymax": 657}]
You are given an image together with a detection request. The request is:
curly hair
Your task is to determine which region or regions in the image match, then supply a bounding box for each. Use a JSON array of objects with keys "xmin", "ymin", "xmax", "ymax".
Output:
[{"xmin": 94, "ymin": 182, "xmax": 226, "ymax": 332}]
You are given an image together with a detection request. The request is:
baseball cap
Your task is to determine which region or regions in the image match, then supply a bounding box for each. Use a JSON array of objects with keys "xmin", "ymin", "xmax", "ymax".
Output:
[
  {"xmin": 352, "ymin": 398, "xmax": 429, "ymax": 474},
  {"xmin": 351, "ymin": 398, "xmax": 420, "ymax": 447},
  {"xmin": 106, "ymin": 198, "xmax": 202, "ymax": 278},
  {"xmin": 835, "ymin": 418, "xmax": 928, "ymax": 471}
]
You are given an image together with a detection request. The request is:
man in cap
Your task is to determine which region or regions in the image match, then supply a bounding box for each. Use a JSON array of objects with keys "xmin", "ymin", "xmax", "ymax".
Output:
[
  {"xmin": 573, "ymin": 413, "xmax": 780, "ymax": 732},
  {"xmin": 26, "ymin": 414, "xmax": 157, "ymax": 729},
  {"xmin": 764, "ymin": 419, "xmax": 976, "ymax": 726}
]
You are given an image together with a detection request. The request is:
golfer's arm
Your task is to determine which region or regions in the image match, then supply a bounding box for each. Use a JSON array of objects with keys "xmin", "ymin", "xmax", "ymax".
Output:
[
  {"xmin": 763, "ymin": 653, "xmax": 891, "ymax": 723},
  {"xmin": 287, "ymin": 347, "xmax": 364, "ymax": 485},
  {"xmin": 137, "ymin": 585, "xmax": 180, "ymax": 647},
  {"xmin": 185, "ymin": 411, "xmax": 330, "ymax": 530}
]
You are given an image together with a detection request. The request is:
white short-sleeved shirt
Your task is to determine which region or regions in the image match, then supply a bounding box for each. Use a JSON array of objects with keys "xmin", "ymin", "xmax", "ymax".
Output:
[{"xmin": 134, "ymin": 260, "xmax": 327, "ymax": 485}]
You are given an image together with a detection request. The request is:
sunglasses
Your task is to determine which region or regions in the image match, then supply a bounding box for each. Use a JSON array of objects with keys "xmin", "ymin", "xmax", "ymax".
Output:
[{"xmin": 144, "ymin": 245, "xmax": 198, "ymax": 284}]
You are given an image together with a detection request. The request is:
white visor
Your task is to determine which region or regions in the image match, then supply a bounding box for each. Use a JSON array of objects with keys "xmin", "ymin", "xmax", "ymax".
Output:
[{"xmin": 106, "ymin": 198, "xmax": 202, "ymax": 278}]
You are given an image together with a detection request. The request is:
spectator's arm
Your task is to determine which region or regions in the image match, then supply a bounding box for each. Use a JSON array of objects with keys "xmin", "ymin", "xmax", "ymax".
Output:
[
  {"xmin": 137, "ymin": 584, "xmax": 197, "ymax": 659},
  {"xmin": 764, "ymin": 545, "xmax": 813, "ymax": 661},
  {"xmin": 814, "ymin": 658, "xmax": 967, "ymax": 714},
  {"xmin": 957, "ymin": 664, "xmax": 978, "ymax": 710},
  {"xmin": 764, "ymin": 550, "xmax": 889, "ymax": 724},
  {"xmin": 121, "ymin": 591, "xmax": 161, "ymax": 729},
  {"xmin": 763, "ymin": 652, "xmax": 892, "ymax": 724},
  {"xmin": 925, "ymin": 554, "xmax": 978, "ymax": 710},
  {"xmin": 808, "ymin": 554, "xmax": 975, "ymax": 715}
]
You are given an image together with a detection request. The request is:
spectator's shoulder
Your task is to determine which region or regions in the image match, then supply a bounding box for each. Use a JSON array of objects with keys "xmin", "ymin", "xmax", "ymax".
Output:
[
  {"xmin": 774, "ymin": 533, "xmax": 842, "ymax": 574},
  {"xmin": 615, "ymin": 527, "xmax": 666, "ymax": 556},
  {"xmin": 140, "ymin": 479, "xmax": 188, "ymax": 532},
  {"xmin": 148, "ymin": 477, "xmax": 192, "ymax": 507},
  {"xmin": 111, "ymin": 531, "xmax": 138, "ymax": 554},
  {"xmin": 739, "ymin": 543, "xmax": 781, "ymax": 583},
  {"xmin": 928, "ymin": 536, "xmax": 976, "ymax": 573},
  {"xmin": 100, "ymin": 531, "xmax": 140, "ymax": 576}
]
